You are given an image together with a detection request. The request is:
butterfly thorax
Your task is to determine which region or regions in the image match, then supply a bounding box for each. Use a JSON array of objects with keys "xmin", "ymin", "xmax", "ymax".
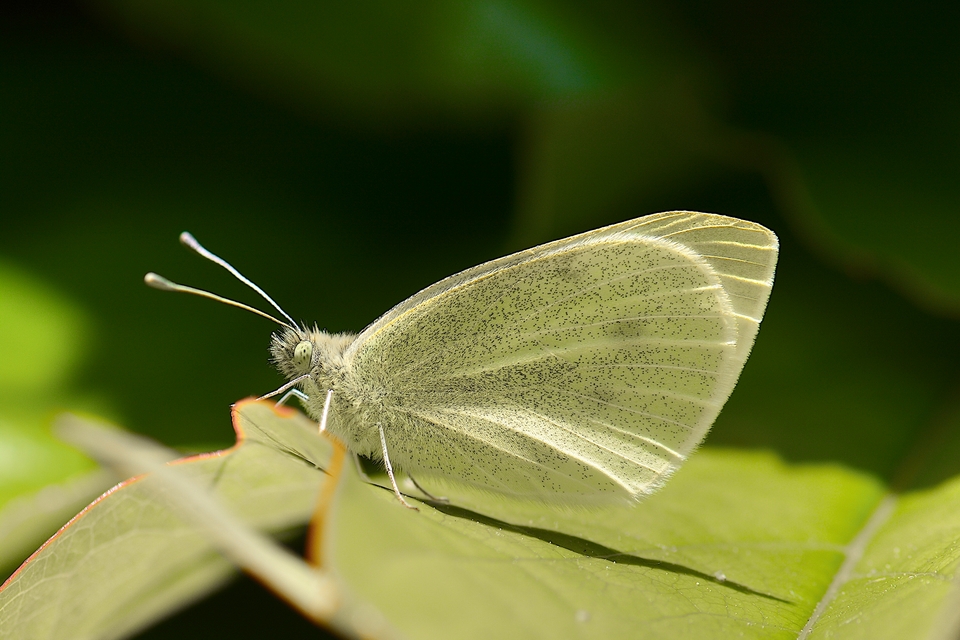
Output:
[{"xmin": 270, "ymin": 326, "xmax": 382, "ymax": 456}]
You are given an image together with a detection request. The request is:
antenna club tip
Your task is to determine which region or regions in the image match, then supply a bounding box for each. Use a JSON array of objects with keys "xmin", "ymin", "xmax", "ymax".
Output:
[
  {"xmin": 144, "ymin": 272, "xmax": 174, "ymax": 290},
  {"xmin": 179, "ymin": 231, "xmax": 198, "ymax": 247}
]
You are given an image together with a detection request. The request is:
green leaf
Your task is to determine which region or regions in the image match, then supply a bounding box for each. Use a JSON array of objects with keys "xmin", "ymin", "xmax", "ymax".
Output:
[
  {"xmin": 802, "ymin": 476, "xmax": 960, "ymax": 639},
  {"xmin": 326, "ymin": 444, "xmax": 960, "ymax": 639},
  {"xmin": 0, "ymin": 468, "xmax": 117, "ymax": 583},
  {"xmin": 329, "ymin": 449, "xmax": 883, "ymax": 639},
  {"xmin": 0, "ymin": 403, "xmax": 328, "ymax": 640},
  {"xmin": 5, "ymin": 399, "xmax": 960, "ymax": 638}
]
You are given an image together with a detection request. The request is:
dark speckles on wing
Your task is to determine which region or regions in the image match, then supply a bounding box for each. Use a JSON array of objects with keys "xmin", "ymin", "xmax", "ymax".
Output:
[{"xmin": 344, "ymin": 214, "xmax": 775, "ymax": 502}]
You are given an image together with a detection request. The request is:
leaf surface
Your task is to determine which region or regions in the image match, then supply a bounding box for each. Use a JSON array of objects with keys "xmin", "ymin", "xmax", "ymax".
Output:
[
  {"xmin": 0, "ymin": 403, "xmax": 329, "ymax": 640},
  {"xmin": 327, "ymin": 449, "xmax": 879, "ymax": 639}
]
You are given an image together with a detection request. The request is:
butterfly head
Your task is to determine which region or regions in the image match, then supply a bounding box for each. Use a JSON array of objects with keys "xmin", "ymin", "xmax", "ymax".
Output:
[
  {"xmin": 271, "ymin": 326, "xmax": 313, "ymax": 379},
  {"xmin": 270, "ymin": 325, "xmax": 356, "ymax": 384}
]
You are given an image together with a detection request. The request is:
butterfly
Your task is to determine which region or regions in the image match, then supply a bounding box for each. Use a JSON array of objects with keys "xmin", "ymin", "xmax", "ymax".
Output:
[{"xmin": 147, "ymin": 211, "xmax": 777, "ymax": 509}]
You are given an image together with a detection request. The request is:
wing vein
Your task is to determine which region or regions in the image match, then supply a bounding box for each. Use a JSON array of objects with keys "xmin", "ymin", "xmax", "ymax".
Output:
[
  {"xmin": 522, "ymin": 408, "xmax": 666, "ymax": 474},
  {"xmin": 542, "ymin": 385, "xmax": 696, "ymax": 431},
  {"xmin": 584, "ymin": 417, "xmax": 685, "ymax": 459},
  {"xmin": 398, "ymin": 407, "xmax": 604, "ymax": 492}
]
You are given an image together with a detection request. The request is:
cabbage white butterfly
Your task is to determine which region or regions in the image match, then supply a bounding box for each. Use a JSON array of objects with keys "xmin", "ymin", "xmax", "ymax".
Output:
[{"xmin": 147, "ymin": 211, "xmax": 777, "ymax": 509}]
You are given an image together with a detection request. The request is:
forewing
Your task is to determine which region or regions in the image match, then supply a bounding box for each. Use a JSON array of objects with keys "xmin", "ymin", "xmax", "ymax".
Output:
[
  {"xmin": 347, "ymin": 212, "xmax": 778, "ymax": 501},
  {"xmin": 624, "ymin": 212, "xmax": 779, "ymax": 366}
]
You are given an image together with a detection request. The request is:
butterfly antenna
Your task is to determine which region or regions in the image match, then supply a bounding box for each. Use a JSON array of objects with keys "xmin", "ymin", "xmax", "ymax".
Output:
[
  {"xmin": 176, "ymin": 232, "xmax": 299, "ymax": 328},
  {"xmin": 145, "ymin": 273, "xmax": 294, "ymax": 329}
]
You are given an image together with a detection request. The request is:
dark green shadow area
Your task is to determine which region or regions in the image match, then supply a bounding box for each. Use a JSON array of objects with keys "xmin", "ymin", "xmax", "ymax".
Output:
[{"xmin": 1, "ymin": 5, "xmax": 515, "ymax": 449}]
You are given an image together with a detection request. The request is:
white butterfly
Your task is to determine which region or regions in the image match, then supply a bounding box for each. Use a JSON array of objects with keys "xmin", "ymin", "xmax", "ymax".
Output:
[{"xmin": 148, "ymin": 211, "xmax": 777, "ymax": 509}]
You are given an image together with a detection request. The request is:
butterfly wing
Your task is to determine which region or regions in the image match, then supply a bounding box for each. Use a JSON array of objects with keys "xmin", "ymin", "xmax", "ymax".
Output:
[{"xmin": 345, "ymin": 212, "xmax": 778, "ymax": 501}]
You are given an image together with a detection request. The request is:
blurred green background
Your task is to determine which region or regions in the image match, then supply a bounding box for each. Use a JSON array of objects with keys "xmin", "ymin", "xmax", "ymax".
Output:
[{"xmin": 2, "ymin": 0, "xmax": 959, "ymax": 637}]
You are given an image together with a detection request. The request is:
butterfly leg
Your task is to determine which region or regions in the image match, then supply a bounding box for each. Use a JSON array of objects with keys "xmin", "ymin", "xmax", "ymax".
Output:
[
  {"xmin": 275, "ymin": 388, "xmax": 310, "ymax": 407},
  {"xmin": 351, "ymin": 452, "xmax": 437, "ymax": 506},
  {"xmin": 378, "ymin": 424, "xmax": 418, "ymax": 511},
  {"xmin": 407, "ymin": 473, "xmax": 449, "ymax": 504},
  {"xmin": 318, "ymin": 389, "xmax": 333, "ymax": 434}
]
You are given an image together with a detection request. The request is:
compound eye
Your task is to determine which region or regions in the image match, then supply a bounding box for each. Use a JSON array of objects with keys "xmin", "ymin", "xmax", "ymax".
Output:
[{"xmin": 293, "ymin": 340, "xmax": 313, "ymax": 371}]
